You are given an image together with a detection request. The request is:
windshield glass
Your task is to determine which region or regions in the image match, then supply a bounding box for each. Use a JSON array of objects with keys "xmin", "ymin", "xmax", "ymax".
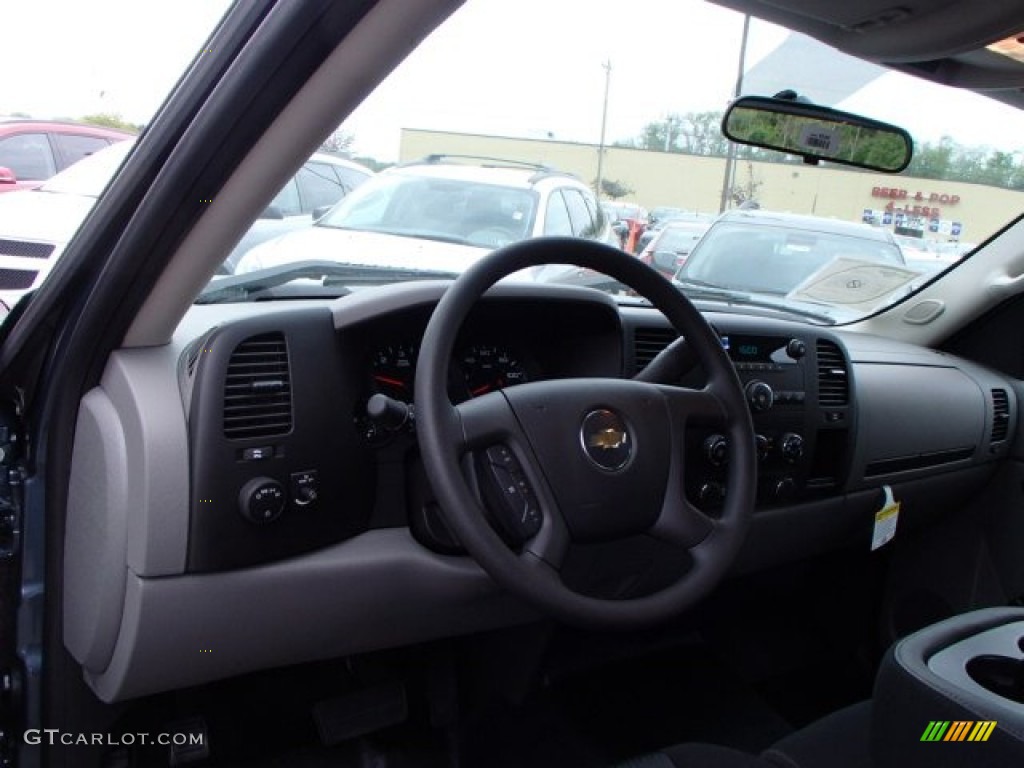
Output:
[
  {"xmin": 679, "ymin": 218, "xmax": 906, "ymax": 295},
  {"xmin": 318, "ymin": 174, "xmax": 538, "ymax": 247},
  {"xmin": 5, "ymin": 0, "xmax": 1024, "ymax": 323}
]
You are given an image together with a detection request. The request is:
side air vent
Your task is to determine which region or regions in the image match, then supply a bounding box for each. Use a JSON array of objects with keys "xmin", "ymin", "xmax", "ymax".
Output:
[
  {"xmin": 817, "ymin": 340, "xmax": 849, "ymax": 406},
  {"xmin": 223, "ymin": 333, "xmax": 292, "ymax": 440},
  {"xmin": 991, "ymin": 388, "xmax": 1010, "ymax": 444},
  {"xmin": 634, "ymin": 327, "xmax": 679, "ymax": 373}
]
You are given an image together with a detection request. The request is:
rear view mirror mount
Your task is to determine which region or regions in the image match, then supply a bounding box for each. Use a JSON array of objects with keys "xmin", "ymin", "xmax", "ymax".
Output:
[{"xmin": 722, "ymin": 94, "xmax": 913, "ymax": 174}]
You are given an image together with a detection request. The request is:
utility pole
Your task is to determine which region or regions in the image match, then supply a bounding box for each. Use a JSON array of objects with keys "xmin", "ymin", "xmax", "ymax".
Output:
[
  {"xmin": 719, "ymin": 14, "xmax": 751, "ymax": 213},
  {"xmin": 596, "ymin": 60, "xmax": 612, "ymax": 199}
]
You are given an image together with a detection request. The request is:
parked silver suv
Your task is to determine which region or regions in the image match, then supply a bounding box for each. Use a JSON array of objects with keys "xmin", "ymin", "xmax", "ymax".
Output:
[{"xmin": 236, "ymin": 155, "xmax": 615, "ymax": 276}]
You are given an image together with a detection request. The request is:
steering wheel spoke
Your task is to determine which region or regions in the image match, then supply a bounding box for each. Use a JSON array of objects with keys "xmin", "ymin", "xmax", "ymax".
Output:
[
  {"xmin": 650, "ymin": 494, "xmax": 716, "ymax": 549},
  {"xmin": 634, "ymin": 335, "xmax": 697, "ymax": 383},
  {"xmin": 657, "ymin": 384, "xmax": 727, "ymax": 424},
  {"xmin": 454, "ymin": 391, "xmax": 522, "ymax": 451}
]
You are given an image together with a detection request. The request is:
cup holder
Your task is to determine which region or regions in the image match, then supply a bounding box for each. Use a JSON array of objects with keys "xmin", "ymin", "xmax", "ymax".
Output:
[{"xmin": 967, "ymin": 654, "xmax": 1024, "ymax": 704}]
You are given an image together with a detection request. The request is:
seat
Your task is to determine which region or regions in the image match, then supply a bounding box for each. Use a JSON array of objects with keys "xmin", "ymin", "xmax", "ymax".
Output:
[{"xmin": 622, "ymin": 700, "xmax": 872, "ymax": 768}]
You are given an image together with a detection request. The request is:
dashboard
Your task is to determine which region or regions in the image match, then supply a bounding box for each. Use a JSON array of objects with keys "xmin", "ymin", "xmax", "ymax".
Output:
[{"xmin": 61, "ymin": 281, "xmax": 1018, "ymax": 702}]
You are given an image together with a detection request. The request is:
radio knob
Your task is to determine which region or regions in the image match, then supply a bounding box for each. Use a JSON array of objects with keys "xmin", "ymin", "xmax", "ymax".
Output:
[
  {"xmin": 786, "ymin": 338, "xmax": 807, "ymax": 359},
  {"xmin": 780, "ymin": 432, "xmax": 804, "ymax": 463},
  {"xmin": 703, "ymin": 434, "xmax": 728, "ymax": 467},
  {"xmin": 745, "ymin": 380, "xmax": 774, "ymax": 412}
]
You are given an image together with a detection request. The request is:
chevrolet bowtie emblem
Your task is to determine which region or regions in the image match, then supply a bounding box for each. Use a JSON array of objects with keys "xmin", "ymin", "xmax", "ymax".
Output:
[
  {"xmin": 589, "ymin": 426, "xmax": 628, "ymax": 450},
  {"xmin": 580, "ymin": 409, "xmax": 632, "ymax": 471}
]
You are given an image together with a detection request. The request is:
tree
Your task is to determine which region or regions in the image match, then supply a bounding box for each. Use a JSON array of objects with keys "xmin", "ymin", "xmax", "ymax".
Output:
[
  {"xmin": 599, "ymin": 178, "xmax": 633, "ymax": 199},
  {"xmin": 906, "ymin": 136, "xmax": 956, "ymax": 179},
  {"xmin": 727, "ymin": 161, "xmax": 762, "ymax": 207},
  {"xmin": 624, "ymin": 111, "xmax": 729, "ymax": 157},
  {"xmin": 79, "ymin": 113, "xmax": 141, "ymax": 132},
  {"xmin": 320, "ymin": 128, "xmax": 355, "ymax": 155}
]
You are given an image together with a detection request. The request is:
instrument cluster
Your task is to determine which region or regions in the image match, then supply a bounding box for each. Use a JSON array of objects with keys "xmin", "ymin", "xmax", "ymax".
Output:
[{"xmin": 370, "ymin": 341, "xmax": 532, "ymax": 404}]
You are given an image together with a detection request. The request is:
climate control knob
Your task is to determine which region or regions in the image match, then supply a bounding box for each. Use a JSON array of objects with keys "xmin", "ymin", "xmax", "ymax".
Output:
[
  {"xmin": 703, "ymin": 434, "xmax": 728, "ymax": 467},
  {"xmin": 755, "ymin": 434, "xmax": 770, "ymax": 462},
  {"xmin": 779, "ymin": 432, "xmax": 805, "ymax": 463},
  {"xmin": 745, "ymin": 380, "xmax": 774, "ymax": 412},
  {"xmin": 238, "ymin": 477, "xmax": 286, "ymax": 524}
]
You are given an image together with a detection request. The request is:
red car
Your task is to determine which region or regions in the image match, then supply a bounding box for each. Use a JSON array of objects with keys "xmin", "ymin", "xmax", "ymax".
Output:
[{"xmin": 0, "ymin": 119, "xmax": 134, "ymax": 193}]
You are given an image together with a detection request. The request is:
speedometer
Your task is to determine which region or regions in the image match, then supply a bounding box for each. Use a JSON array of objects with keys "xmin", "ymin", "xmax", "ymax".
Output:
[
  {"xmin": 460, "ymin": 344, "xmax": 527, "ymax": 398},
  {"xmin": 371, "ymin": 343, "xmax": 416, "ymax": 401}
]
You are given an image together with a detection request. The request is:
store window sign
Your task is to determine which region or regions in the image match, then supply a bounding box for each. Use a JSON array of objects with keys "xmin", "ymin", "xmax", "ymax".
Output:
[{"xmin": 871, "ymin": 187, "xmax": 961, "ymax": 205}]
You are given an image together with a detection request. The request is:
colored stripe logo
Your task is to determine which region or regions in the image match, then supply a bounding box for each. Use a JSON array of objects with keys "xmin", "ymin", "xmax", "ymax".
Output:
[{"xmin": 921, "ymin": 721, "xmax": 997, "ymax": 742}]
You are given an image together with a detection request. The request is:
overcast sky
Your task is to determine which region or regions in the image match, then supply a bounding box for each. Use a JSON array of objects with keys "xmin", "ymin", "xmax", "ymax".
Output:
[{"xmin": 3, "ymin": 0, "xmax": 1024, "ymax": 162}]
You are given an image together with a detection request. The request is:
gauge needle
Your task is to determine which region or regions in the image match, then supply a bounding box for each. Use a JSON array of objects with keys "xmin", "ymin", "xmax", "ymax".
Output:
[
  {"xmin": 471, "ymin": 384, "xmax": 491, "ymax": 396},
  {"xmin": 374, "ymin": 375, "xmax": 407, "ymax": 389}
]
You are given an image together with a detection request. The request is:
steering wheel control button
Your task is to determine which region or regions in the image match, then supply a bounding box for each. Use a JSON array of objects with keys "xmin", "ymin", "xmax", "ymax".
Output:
[
  {"xmin": 485, "ymin": 445, "xmax": 516, "ymax": 468},
  {"xmin": 580, "ymin": 409, "xmax": 632, "ymax": 472},
  {"xmin": 703, "ymin": 434, "xmax": 729, "ymax": 466},
  {"xmin": 744, "ymin": 380, "xmax": 774, "ymax": 412},
  {"xmin": 479, "ymin": 453, "xmax": 542, "ymax": 541},
  {"xmin": 238, "ymin": 477, "xmax": 286, "ymax": 524},
  {"xmin": 290, "ymin": 470, "xmax": 319, "ymax": 508}
]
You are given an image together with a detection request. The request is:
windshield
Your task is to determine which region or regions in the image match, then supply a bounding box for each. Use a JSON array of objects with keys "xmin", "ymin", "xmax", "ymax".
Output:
[
  {"xmin": 655, "ymin": 225, "xmax": 710, "ymax": 251},
  {"xmin": 679, "ymin": 218, "xmax": 906, "ymax": 296},
  {"xmin": 5, "ymin": 0, "xmax": 1024, "ymax": 322},
  {"xmin": 317, "ymin": 174, "xmax": 538, "ymax": 247}
]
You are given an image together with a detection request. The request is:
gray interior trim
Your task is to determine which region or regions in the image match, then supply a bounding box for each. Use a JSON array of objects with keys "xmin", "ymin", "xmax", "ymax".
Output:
[
  {"xmin": 102, "ymin": 349, "xmax": 191, "ymax": 577},
  {"xmin": 83, "ymin": 529, "xmax": 534, "ymax": 702},
  {"xmin": 928, "ymin": 620, "xmax": 1024, "ymax": 705},
  {"xmin": 63, "ymin": 390, "xmax": 129, "ymax": 672}
]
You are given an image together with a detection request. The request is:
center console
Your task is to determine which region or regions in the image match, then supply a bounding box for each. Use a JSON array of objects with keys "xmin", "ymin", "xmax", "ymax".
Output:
[
  {"xmin": 872, "ymin": 607, "xmax": 1024, "ymax": 767},
  {"xmin": 684, "ymin": 331, "xmax": 852, "ymax": 512}
]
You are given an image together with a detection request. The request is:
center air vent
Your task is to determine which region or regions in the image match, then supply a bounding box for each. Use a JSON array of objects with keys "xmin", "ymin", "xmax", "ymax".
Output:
[
  {"xmin": 223, "ymin": 333, "xmax": 292, "ymax": 440},
  {"xmin": 991, "ymin": 388, "xmax": 1010, "ymax": 444},
  {"xmin": 816, "ymin": 339, "xmax": 849, "ymax": 406},
  {"xmin": 634, "ymin": 327, "xmax": 679, "ymax": 373}
]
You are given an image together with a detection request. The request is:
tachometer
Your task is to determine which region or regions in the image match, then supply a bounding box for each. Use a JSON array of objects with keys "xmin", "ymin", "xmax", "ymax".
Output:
[
  {"xmin": 371, "ymin": 343, "xmax": 417, "ymax": 401},
  {"xmin": 460, "ymin": 344, "xmax": 527, "ymax": 397}
]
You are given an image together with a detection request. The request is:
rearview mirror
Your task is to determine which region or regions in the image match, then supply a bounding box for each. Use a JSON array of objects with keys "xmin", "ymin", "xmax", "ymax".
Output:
[{"xmin": 722, "ymin": 95, "xmax": 913, "ymax": 173}]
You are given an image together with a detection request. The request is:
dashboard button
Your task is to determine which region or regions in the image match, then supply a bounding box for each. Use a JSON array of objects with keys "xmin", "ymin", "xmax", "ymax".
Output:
[{"xmin": 241, "ymin": 446, "xmax": 274, "ymax": 461}]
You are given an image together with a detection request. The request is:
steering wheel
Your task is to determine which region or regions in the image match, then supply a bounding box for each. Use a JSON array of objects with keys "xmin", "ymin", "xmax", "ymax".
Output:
[{"xmin": 416, "ymin": 237, "xmax": 756, "ymax": 628}]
